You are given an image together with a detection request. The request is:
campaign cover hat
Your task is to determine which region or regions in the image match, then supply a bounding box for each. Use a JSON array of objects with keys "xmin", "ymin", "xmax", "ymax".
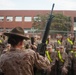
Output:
[
  {"xmin": 59, "ymin": 45, "xmax": 64, "ymax": 49},
  {"xmin": 73, "ymin": 45, "xmax": 76, "ymax": 49},
  {"xmin": 56, "ymin": 34, "xmax": 62, "ymax": 38},
  {"xmin": 3, "ymin": 27, "xmax": 29, "ymax": 40},
  {"xmin": 47, "ymin": 44, "xmax": 52, "ymax": 48}
]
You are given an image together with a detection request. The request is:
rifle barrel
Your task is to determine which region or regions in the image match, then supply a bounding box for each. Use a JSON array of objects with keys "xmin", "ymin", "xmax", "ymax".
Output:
[{"xmin": 42, "ymin": 3, "xmax": 55, "ymax": 43}]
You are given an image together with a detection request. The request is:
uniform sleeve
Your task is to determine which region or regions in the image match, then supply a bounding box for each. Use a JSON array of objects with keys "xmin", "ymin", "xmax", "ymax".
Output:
[
  {"xmin": 63, "ymin": 53, "xmax": 69, "ymax": 68},
  {"xmin": 0, "ymin": 54, "xmax": 5, "ymax": 74},
  {"xmin": 50, "ymin": 52, "xmax": 56, "ymax": 67},
  {"xmin": 68, "ymin": 52, "xmax": 73, "ymax": 68},
  {"xmin": 34, "ymin": 52, "xmax": 50, "ymax": 70}
]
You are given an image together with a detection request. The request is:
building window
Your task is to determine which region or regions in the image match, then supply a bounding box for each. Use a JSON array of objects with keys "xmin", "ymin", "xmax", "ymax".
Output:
[
  {"xmin": 0, "ymin": 16, "xmax": 4, "ymax": 21},
  {"xmin": 0, "ymin": 27, "xmax": 3, "ymax": 32},
  {"xmin": 74, "ymin": 17, "xmax": 76, "ymax": 22},
  {"xmin": 24, "ymin": 17, "xmax": 32, "ymax": 22},
  {"xmin": 6, "ymin": 16, "xmax": 13, "ymax": 22},
  {"xmin": 34, "ymin": 17, "xmax": 41, "ymax": 22},
  {"xmin": 15, "ymin": 16, "xmax": 22, "ymax": 22}
]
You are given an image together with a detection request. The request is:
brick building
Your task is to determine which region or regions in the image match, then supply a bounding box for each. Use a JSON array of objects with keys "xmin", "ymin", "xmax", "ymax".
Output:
[{"xmin": 0, "ymin": 10, "xmax": 76, "ymax": 32}]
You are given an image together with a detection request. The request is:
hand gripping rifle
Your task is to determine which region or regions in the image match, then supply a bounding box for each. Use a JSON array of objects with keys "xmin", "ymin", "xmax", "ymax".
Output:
[
  {"xmin": 34, "ymin": 4, "xmax": 55, "ymax": 75},
  {"xmin": 37, "ymin": 4, "xmax": 55, "ymax": 56}
]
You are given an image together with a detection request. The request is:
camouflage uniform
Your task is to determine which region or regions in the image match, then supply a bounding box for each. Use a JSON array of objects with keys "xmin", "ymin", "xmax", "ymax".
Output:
[
  {"xmin": 46, "ymin": 35, "xmax": 54, "ymax": 48},
  {"xmin": 46, "ymin": 51, "xmax": 57, "ymax": 75},
  {"xmin": 64, "ymin": 34, "xmax": 74, "ymax": 54},
  {"xmin": 24, "ymin": 39, "xmax": 31, "ymax": 49},
  {"xmin": 45, "ymin": 44, "xmax": 57, "ymax": 75},
  {"xmin": 56, "ymin": 46, "xmax": 68, "ymax": 75},
  {"xmin": 68, "ymin": 46, "xmax": 76, "ymax": 75},
  {"xmin": 0, "ymin": 43, "xmax": 6, "ymax": 55},
  {"xmin": 0, "ymin": 48, "xmax": 50, "ymax": 75},
  {"xmin": 54, "ymin": 35, "xmax": 64, "ymax": 51}
]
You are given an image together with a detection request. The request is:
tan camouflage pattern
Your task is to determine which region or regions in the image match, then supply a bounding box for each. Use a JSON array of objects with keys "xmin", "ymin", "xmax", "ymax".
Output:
[{"xmin": 0, "ymin": 48, "xmax": 50, "ymax": 75}]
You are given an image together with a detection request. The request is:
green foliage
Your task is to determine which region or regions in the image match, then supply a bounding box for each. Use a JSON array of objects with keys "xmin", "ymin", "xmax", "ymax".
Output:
[
  {"xmin": 32, "ymin": 14, "xmax": 48, "ymax": 29},
  {"xmin": 51, "ymin": 13, "xmax": 72, "ymax": 31},
  {"xmin": 32, "ymin": 13, "xmax": 72, "ymax": 31}
]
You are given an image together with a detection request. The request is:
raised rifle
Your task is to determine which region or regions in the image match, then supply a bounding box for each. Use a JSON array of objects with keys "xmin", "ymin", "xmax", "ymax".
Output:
[
  {"xmin": 31, "ymin": 36, "xmax": 35, "ymax": 45},
  {"xmin": 34, "ymin": 4, "xmax": 55, "ymax": 75},
  {"xmin": 37, "ymin": 3, "xmax": 55, "ymax": 56}
]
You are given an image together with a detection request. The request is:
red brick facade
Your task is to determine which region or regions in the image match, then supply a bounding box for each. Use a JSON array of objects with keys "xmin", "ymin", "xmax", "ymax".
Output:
[{"xmin": 0, "ymin": 10, "xmax": 76, "ymax": 31}]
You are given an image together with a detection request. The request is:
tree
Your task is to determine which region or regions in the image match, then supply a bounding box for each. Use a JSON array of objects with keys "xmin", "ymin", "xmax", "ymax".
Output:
[
  {"xmin": 32, "ymin": 13, "xmax": 72, "ymax": 31},
  {"xmin": 51, "ymin": 13, "xmax": 72, "ymax": 31},
  {"xmin": 32, "ymin": 14, "xmax": 48, "ymax": 30}
]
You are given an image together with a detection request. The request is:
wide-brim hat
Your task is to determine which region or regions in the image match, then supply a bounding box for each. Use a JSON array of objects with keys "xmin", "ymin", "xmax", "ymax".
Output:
[
  {"xmin": 59, "ymin": 45, "xmax": 64, "ymax": 49},
  {"xmin": 47, "ymin": 44, "xmax": 52, "ymax": 48},
  {"xmin": 3, "ymin": 27, "xmax": 29, "ymax": 40},
  {"xmin": 73, "ymin": 45, "xmax": 76, "ymax": 49},
  {"xmin": 56, "ymin": 35, "xmax": 62, "ymax": 38}
]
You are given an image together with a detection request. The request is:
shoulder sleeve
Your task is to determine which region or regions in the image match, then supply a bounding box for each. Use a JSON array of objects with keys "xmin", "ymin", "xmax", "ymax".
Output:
[{"xmin": 34, "ymin": 52, "xmax": 50, "ymax": 70}]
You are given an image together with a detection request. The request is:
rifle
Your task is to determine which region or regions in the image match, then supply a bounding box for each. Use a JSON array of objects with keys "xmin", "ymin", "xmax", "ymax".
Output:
[
  {"xmin": 0, "ymin": 72, "xmax": 4, "ymax": 75},
  {"xmin": 34, "ymin": 4, "xmax": 55, "ymax": 75},
  {"xmin": 0, "ymin": 70, "xmax": 4, "ymax": 75},
  {"xmin": 37, "ymin": 3, "xmax": 55, "ymax": 56},
  {"xmin": 31, "ymin": 36, "xmax": 35, "ymax": 45}
]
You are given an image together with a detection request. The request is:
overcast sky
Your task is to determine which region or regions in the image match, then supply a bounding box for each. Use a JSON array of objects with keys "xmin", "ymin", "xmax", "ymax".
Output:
[{"xmin": 0, "ymin": 0, "xmax": 76, "ymax": 10}]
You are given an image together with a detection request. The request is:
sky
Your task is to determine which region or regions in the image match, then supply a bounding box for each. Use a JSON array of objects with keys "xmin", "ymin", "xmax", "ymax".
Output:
[{"xmin": 0, "ymin": 0, "xmax": 76, "ymax": 10}]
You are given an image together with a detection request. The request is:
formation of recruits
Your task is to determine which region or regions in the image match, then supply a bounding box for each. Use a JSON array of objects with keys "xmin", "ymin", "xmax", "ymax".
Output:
[
  {"xmin": 23, "ymin": 33, "xmax": 76, "ymax": 75},
  {"xmin": 0, "ymin": 32, "xmax": 76, "ymax": 75}
]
